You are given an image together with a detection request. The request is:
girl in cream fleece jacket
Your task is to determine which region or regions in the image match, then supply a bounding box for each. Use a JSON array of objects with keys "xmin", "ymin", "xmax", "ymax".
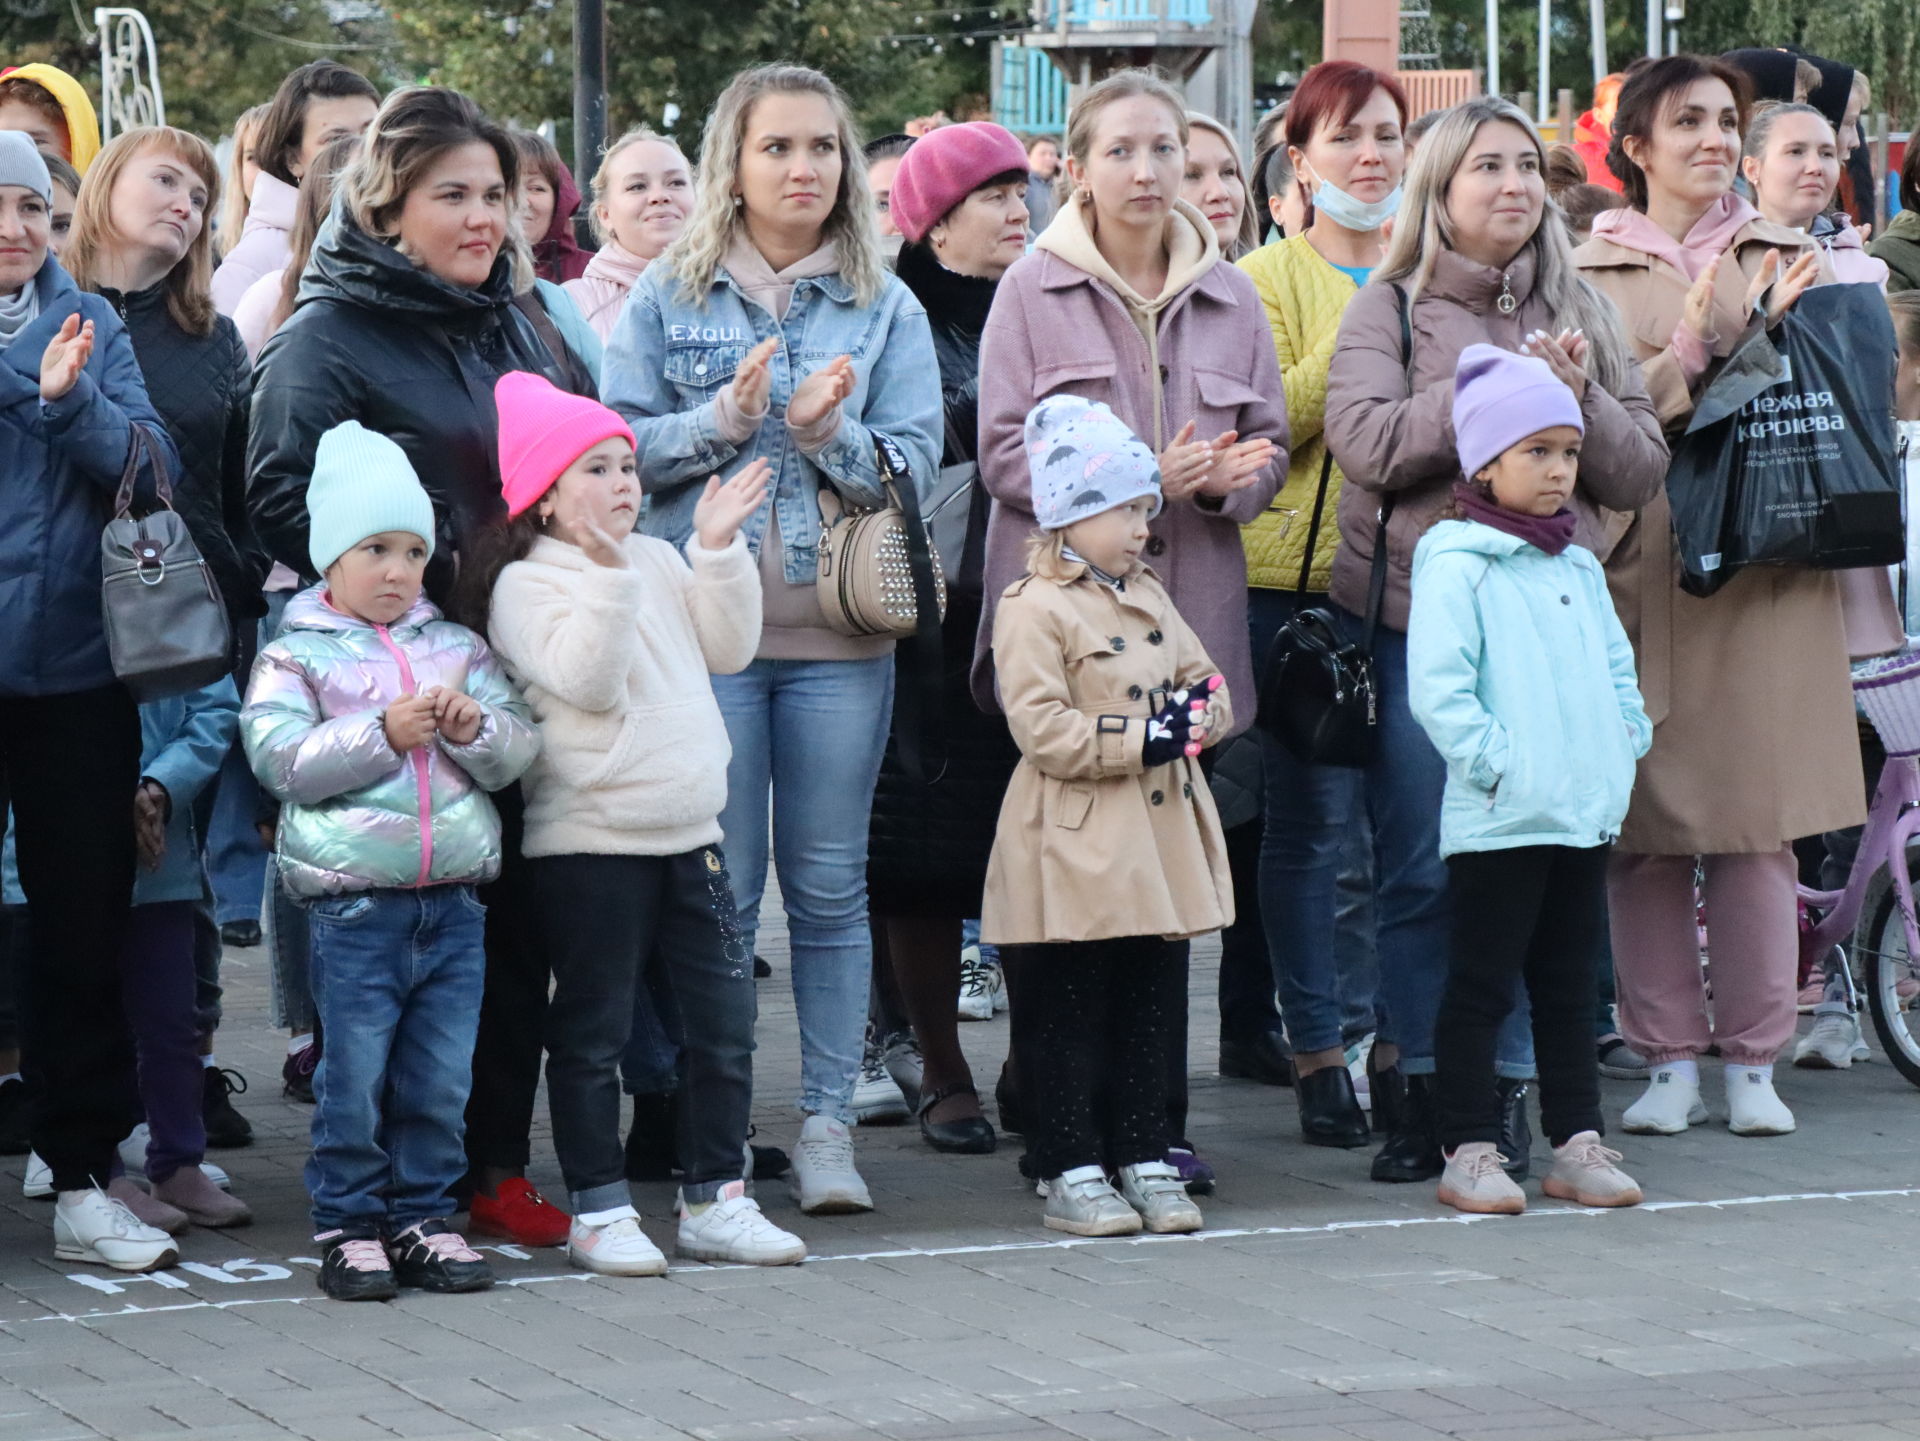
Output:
[{"xmin": 472, "ymin": 371, "xmax": 807, "ymax": 1275}]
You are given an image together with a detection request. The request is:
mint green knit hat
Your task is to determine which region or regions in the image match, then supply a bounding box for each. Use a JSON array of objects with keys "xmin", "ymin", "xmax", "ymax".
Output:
[{"xmin": 306, "ymin": 421, "xmax": 437, "ymax": 575}]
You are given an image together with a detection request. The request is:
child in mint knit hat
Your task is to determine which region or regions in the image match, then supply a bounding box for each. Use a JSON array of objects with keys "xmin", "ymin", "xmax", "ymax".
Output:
[{"xmin": 242, "ymin": 420, "xmax": 540, "ymax": 1302}]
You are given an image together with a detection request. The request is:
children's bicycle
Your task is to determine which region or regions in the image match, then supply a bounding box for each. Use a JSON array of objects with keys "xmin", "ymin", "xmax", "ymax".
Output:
[{"xmin": 1806, "ymin": 651, "xmax": 1920, "ymax": 1088}]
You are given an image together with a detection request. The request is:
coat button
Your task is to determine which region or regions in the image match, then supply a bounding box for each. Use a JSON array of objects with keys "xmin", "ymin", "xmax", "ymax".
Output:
[
  {"xmin": 1150, "ymin": 790, "xmax": 1164, "ymax": 805},
  {"xmin": 1560, "ymin": 595, "xmax": 1571, "ymax": 605},
  {"xmin": 1127, "ymin": 684, "xmax": 1143, "ymax": 700},
  {"xmin": 695, "ymin": 362, "xmax": 708, "ymax": 375},
  {"xmin": 1147, "ymin": 629, "xmax": 1164, "ymax": 645},
  {"xmin": 1147, "ymin": 537, "xmax": 1167, "ymax": 556},
  {"xmin": 1111, "ymin": 636, "xmax": 1126, "ymax": 651}
]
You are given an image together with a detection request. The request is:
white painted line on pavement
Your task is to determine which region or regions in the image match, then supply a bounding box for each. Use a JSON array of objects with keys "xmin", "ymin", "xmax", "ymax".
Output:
[{"xmin": 9, "ymin": 1183, "xmax": 1920, "ymax": 1327}]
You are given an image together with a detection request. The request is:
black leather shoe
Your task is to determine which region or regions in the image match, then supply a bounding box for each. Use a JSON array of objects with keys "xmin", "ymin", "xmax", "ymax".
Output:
[
  {"xmin": 1219, "ymin": 1029, "xmax": 1296, "ymax": 1086},
  {"xmin": 1368, "ymin": 1051, "xmax": 1407, "ymax": 1137},
  {"xmin": 624, "ymin": 1091, "xmax": 678, "ymax": 1182},
  {"xmin": 918, "ymin": 1084, "xmax": 997, "ymax": 1154},
  {"xmin": 1295, "ymin": 1063, "xmax": 1371, "ymax": 1148},
  {"xmin": 1496, "ymin": 1076, "xmax": 1534, "ymax": 1181},
  {"xmin": 1370, "ymin": 1073, "xmax": 1443, "ymax": 1182},
  {"xmin": 219, "ymin": 919, "xmax": 261, "ymax": 948}
]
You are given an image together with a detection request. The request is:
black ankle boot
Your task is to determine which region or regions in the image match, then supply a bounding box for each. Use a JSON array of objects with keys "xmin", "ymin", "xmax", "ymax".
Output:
[
  {"xmin": 623, "ymin": 1091, "xmax": 678, "ymax": 1182},
  {"xmin": 1295, "ymin": 1063, "xmax": 1371, "ymax": 1148},
  {"xmin": 1368, "ymin": 1049, "xmax": 1406, "ymax": 1137},
  {"xmin": 1496, "ymin": 1076, "xmax": 1533, "ymax": 1181},
  {"xmin": 1370, "ymin": 1073, "xmax": 1442, "ymax": 1183}
]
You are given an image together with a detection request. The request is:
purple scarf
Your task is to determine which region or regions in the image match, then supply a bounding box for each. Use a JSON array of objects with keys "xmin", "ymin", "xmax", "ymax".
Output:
[{"xmin": 1451, "ymin": 482, "xmax": 1577, "ymax": 556}]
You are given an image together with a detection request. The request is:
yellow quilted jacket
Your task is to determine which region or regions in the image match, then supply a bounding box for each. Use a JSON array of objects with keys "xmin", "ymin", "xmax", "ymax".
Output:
[{"xmin": 1236, "ymin": 235, "xmax": 1362, "ymax": 592}]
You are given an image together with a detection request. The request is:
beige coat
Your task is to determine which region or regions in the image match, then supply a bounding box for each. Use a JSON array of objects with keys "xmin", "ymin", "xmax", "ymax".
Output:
[
  {"xmin": 1574, "ymin": 217, "xmax": 1863, "ymax": 854},
  {"xmin": 981, "ymin": 562, "xmax": 1233, "ymax": 945}
]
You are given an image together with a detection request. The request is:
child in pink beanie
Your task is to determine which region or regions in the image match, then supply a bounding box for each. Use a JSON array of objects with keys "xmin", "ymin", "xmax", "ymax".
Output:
[{"xmin": 466, "ymin": 372, "xmax": 804, "ymax": 1274}]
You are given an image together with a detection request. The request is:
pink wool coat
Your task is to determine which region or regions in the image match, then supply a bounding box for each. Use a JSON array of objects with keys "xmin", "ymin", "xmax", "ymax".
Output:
[{"xmin": 971, "ymin": 249, "xmax": 1289, "ymax": 734}]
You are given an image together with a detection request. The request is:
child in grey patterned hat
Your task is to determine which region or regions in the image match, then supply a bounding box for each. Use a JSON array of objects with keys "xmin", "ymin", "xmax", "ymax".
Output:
[{"xmin": 1025, "ymin": 394, "xmax": 1165, "ymax": 535}]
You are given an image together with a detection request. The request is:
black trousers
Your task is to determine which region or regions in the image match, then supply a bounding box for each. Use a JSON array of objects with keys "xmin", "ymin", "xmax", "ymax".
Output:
[
  {"xmin": 529, "ymin": 847, "xmax": 757, "ymax": 1207},
  {"xmin": 0, "ymin": 686, "xmax": 142, "ymax": 1190},
  {"xmin": 464, "ymin": 783, "xmax": 545, "ymax": 1175},
  {"xmin": 1435, "ymin": 844, "xmax": 1609, "ymax": 1151},
  {"xmin": 1005, "ymin": 935, "xmax": 1183, "ymax": 1179}
]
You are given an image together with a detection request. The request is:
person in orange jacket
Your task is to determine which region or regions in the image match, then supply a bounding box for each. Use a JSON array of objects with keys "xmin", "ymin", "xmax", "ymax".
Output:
[{"xmin": 1572, "ymin": 73, "xmax": 1624, "ymax": 194}]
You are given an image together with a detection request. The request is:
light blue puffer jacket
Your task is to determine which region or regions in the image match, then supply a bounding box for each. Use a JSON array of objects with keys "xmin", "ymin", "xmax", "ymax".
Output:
[
  {"xmin": 242, "ymin": 586, "xmax": 539, "ymax": 897},
  {"xmin": 1407, "ymin": 520, "xmax": 1652, "ymax": 858}
]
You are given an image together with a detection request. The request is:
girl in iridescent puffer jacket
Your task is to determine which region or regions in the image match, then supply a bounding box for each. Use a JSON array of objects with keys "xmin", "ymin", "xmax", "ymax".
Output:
[{"xmin": 242, "ymin": 420, "xmax": 538, "ymax": 1303}]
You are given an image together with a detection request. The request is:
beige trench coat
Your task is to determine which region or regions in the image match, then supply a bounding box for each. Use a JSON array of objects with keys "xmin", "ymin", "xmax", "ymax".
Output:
[
  {"xmin": 1574, "ymin": 219, "xmax": 1863, "ymax": 854},
  {"xmin": 981, "ymin": 563, "xmax": 1234, "ymax": 945}
]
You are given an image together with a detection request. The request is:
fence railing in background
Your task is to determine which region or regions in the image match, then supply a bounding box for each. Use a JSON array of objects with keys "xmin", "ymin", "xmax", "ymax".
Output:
[
  {"xmin": 1395, "ymin": 69, "xmax": 1479, "ymax": 118},
  {"xmin": 1032, "ymin": 0, "xmax": 1213, "ymax": 28},
  {"xmin": 94, "ymin": 7, "xmax": 164, "ymax": 142},
  {"xmin": 996, "ymin": 48, "xmax": 1071, "ymax": 134}
]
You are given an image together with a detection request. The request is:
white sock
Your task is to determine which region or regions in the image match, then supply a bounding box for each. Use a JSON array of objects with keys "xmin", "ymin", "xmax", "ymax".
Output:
[
  {"xmin": 200, "ymin": 1054, "xmax": 218, "ymax": 1069},
  {"xmin": 0, "ymin": 1071, "xmax": 21, "ymax": 1086},
  {"xmin": 1727, "ymin": 1062, "xmax": 1773, "ymax": 1082},
  {"xmin": 1656, "ymin": 1058, "xmax": 1699, "ymax": 1085},
  {"xmin": 287, "ymin": 1034, "xmax": 314, "ymax": 1055}
]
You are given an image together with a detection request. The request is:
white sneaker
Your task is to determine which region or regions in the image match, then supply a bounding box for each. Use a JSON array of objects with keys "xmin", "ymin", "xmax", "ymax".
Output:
[
  {"xmin": 677, "ymin": 1180, "xmax": 806, "ymax": 1265},
  {"xmin": 851, "ymin": 1047, "xmax": 909, "ymax": 1124},
  {"xmin": 24, "ymin": 1151, "xmax": 52, "ymax": 1200},
  {"xmin": 1116, "ymin": 1160, "xmax": 1204, "ymax": 1233},
  {"xmin": 957, "ymin": 946, "xmax": 994, "ymax": 1021},
  {"xmin": 53, "ymin": 1188, "xmax": 178, "ymax": 1272},
  {"xmin": 567, "ymin": 1204, "xmax": 667, "ymax": 1276},
  {"xmin": 1621, "ymin": 1065, "xmax": 1709, "ymax": 1135},
  {"xmin": 1793, "ymin": 1012, "xmax": 1871, "ymax": 1069},
  {"xmin": 789, "ymin": 1115, "xmax": 873, "ymax": 1215},
  {"xmin": 1725, "ymin": 1065, "xmax": 1796, "ymax": 1136},
  {"xmin": 987, "ymin": 961, "xmax": 1008, "ymax": 1014}
]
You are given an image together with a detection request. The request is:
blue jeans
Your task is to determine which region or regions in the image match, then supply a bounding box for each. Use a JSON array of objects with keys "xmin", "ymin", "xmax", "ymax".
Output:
[
  {"xmin": 714, "ymin": 655, "xmax": 895, "ymax": 1123},
  {"xmin": 304, "ymin": 885, "xmax": 486, "ymax": 1234}
]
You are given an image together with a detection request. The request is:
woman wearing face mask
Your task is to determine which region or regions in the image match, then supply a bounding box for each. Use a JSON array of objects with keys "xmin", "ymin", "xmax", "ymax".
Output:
[
  {"xmin": 1182, "ymin": 114, "xmax": 1258, "ymax": 260},
  {"xmin": 1574, "ymin": 55, "xmax": 1852, "ymax": 1141},
  {"xmin": 1740, "ymin": 103, "xmax": 1886, "ymax": 287},
  {"xmin": 563, "ymin": 129, "xmax": 694, "ymax": 342},
  {"xmin": 1236, "ymin": 60, "xmax": 1409, "ymax": 1149},
  {"xmin": 212, "ymin": 61, "xmax": 380, "ymax": 316},
  {"xmin": 1324, "ymin": 97, "xmax": 1667, "ymax": 1185},
  {"xmin": 977, "ymin": 69, "xmax": 1288, "ymax": 1191}
]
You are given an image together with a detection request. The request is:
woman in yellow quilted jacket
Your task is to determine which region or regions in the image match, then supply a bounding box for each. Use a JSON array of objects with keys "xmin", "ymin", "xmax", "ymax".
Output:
[{"xmin": 1235, "ymin": 60, "xmax": 1408, "ymax": 1150}]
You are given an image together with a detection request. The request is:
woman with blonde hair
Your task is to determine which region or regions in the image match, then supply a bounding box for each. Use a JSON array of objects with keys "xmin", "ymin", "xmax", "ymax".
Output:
[
  {"xmin": 215, "ymin": 104, "xmax": 266, "ymax": 261},
  {"xmin": 563, "ymin": 127, "xmax": 693, "ymax": 341},
  {"xmin": 1324, "ymin": 94, "xmax": 1667, "ymax": 1184},
  {"xmin": 603, "ymin": 63, "xmax": 941, "ymax": 1217},
  {"xmin": 230, "ymin": 132, "xmax": 359, "ymax": 361},
  {"xmin": 1182, "ymin": 113, "xmax": 1258, "ymax": 259}
]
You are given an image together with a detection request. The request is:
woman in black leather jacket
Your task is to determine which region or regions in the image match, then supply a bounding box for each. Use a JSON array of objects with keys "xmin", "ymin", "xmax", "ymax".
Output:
[{"xmin": 866, "ymin": 123, "xmax": 1031, "ymax": 1154}]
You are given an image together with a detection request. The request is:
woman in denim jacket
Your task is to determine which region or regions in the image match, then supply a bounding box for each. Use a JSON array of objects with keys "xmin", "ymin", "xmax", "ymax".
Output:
[{"xmin": 602, "ymin": 63, "xmax": 941, "ymax": 1216}]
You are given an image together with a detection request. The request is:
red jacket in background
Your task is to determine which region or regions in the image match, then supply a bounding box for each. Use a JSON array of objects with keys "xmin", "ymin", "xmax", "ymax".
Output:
[{"xmin": 1573, "ymin": 111, "xmax": 1624, "ymax": 194}]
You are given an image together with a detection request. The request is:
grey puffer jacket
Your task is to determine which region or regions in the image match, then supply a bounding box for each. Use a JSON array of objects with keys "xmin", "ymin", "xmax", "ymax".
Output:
[{"xmin": 242, "ymin": 586, "xmax": 539, "ymax": 898}]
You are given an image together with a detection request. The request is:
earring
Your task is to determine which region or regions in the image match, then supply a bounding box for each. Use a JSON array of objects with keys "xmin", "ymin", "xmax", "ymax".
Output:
[{"xmin": 732, "ymin": 193, "xmax": 743, "ymax": 208}]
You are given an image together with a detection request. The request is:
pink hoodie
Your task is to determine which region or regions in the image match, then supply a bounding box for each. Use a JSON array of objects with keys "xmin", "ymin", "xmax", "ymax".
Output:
[
  {"xmin": 561, "ymin": 240, "xmax": 652, "ymax": 342},
  {"xmin": 1589, "ymin": 193, "xmax": 1765, "ymax": 381}
]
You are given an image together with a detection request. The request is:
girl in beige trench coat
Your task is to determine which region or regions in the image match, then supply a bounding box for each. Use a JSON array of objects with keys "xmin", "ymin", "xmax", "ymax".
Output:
[{"xmin": 1572, "ymin": 55, "xmax": 1862, "ymax": 1140}]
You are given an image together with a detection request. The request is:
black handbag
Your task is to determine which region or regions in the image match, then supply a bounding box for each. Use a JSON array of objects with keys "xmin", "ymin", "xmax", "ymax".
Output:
[{"xmin": 1255, "ymin": 285, "xmax": 1409, "ymax": 767}]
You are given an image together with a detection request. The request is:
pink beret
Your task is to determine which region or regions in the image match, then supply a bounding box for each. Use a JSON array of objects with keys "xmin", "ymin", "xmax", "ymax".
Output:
[{"xmin": 889, "ymin": 122, "xmax": 1032, "ymax": 244}]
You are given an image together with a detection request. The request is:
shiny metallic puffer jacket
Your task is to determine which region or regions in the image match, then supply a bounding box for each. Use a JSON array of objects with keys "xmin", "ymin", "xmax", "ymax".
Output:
[{"xmin": 242, "ymin": 586, "xmax": 540, "ymax": 898}]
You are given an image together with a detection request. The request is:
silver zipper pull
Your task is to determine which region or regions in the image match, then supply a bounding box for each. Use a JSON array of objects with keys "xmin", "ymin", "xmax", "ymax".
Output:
[{"xmin": 1496, "ymin": 271, "xmax": 1517, "ymax": 317}]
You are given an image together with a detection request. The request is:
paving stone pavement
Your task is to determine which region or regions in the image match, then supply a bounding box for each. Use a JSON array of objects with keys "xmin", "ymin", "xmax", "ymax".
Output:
[{"xmin": 5, "ymin": 907, "xmax": 1920, "ymax": 1441}]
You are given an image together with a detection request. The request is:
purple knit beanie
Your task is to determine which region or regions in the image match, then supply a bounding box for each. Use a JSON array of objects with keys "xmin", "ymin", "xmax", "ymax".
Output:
[
  {"xmin": 1452, "ymin": 343, "xmax": 1585, "ymax": 480},
  {"xmin": 890, "ymin": 122, "xmax": 1031, "ymax": 244}
]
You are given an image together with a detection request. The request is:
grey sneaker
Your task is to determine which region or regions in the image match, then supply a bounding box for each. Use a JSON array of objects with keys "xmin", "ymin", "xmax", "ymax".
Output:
[
  {"xmin": 851, "ymin": 1045, "xmax": 909, "ymax": 1124},
  {"xmin": 1435, "ymin": 1141, "xmax": 1525, "ymax": 1215},
  {"xmin": 882, "ymin": 1032, "xmax": 923, "ymax": 1110},
  {"xmin": 1042, "ymin": 1165, "xmax": 1141, "ymax": 1236},
  {"xmin": 1597, "ymin": 1034, "xmax": 1651, "ymax": 1080},
  {"xmin": 1793, "ymin": 1011, "xmax": 1870, "ymax": 1069},
  {"xmin": 1116, "ymin": 1160, "xmax": 1203, "ymax": 1233},
  {"xmin": 790, "ymin": 1115, "xmax": 873, "ymax": 1215}
]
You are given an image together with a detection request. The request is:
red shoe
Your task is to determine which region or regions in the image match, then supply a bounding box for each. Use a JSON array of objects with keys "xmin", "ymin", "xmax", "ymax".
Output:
[{"xmin": 468, "ymin": 1178, "xmax": 571, "ymax": 1248}]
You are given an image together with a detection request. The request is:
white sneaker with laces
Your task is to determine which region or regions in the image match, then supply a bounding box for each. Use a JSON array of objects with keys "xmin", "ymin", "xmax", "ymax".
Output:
[
  {"xmin": 851, "ymin": 1048, "xmax": 909, "ymax": 1124},
  {"xmin": 1621, "ymin": 1065, "xmax": 1709, "ymax": 1135},
  {"xmin": 54, "ymin": 1188, "xmax": 178, "ymax": 1272},
  {"xmin": 677, "ymin": 1180, "xmax": 806, "ymax": 1265},
  {"xmin": 1725, "ymin": 1065, "xmax": 1796, "ymax": 1136},
  {"xmin": 789, "ymin": 1115, "xmax": 873, "ymax": 1215},
  {"xmin": 958, "ymin": 946, "xmax": 994, "ymax": 1021},
  {"xmin": 1793, "ymin": 1012, "xmax": 1870, "ymax": 1069},
  {"xmin": 985, "ymin": 960, "xmax": 1008, "ymax": 1014},
  {"xmin": 567, "ymin": 1204, "xmax": 667, "ymax": 1276}
]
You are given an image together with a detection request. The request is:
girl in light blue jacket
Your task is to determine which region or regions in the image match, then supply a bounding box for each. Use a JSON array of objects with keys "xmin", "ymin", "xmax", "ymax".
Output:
[{"xmin": 1408, "ymin": 344, "xmax": 1652, "ymax": 1219}]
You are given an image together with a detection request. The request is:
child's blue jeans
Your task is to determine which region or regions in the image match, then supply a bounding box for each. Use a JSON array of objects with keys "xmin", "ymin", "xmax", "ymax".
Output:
[{"xmin": 304, "ymin": 884, "xmax": 485, "ymax": 1235}]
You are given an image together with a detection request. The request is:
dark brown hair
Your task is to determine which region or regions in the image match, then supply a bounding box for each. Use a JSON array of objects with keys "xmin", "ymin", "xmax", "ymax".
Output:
[
  {"xmin": 448, "ymin": 511, "xmax": 542, "ymax": 633},
  {"xmin": 253, "ymin": 60, "xmax": 379, "ymax": 188},
  {"xmin": 1544, "ymin": 142, "xmax": 1589, "ymax": 197},
  {"xmin": 1559, "ymin": 181, "xmax": 1627, "ymax": 242},
  {"xmin": 1608, "ymin": 54, "xmax": 1753, "ymax": 211},
  {"xmin": 271, "ymin": 133, "xmax": 362, "ymax": 336},
  {"xmin": 343, "ymin": 86, "xmax": 519, "ymax": 243}
]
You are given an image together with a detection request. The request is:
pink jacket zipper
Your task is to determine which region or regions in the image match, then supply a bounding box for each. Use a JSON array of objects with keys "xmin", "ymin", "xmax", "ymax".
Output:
[{"xmin": 373, "ymin": 623, "xmax": 435, "ymax": 887}]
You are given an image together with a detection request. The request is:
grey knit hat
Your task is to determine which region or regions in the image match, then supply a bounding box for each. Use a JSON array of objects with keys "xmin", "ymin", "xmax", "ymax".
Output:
[
  {"xmin": 0, "ymin": 131, "xmax": 52, "ymax": 205},
  {"xmin": 1024, "ymin": 394, "xmax": 1163, "ymax": 532}
]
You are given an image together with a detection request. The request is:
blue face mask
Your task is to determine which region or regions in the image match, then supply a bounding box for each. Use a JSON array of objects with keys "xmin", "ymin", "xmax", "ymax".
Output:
[{"xmin": 1310, "ymin": 176, "xmax": 1402, "ymax": 233}]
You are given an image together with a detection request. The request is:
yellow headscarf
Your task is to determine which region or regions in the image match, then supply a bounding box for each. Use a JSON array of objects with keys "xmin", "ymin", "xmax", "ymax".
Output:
[{"xmin": 0, "ymin": 64, "xmax": 101, "ymax": 175}]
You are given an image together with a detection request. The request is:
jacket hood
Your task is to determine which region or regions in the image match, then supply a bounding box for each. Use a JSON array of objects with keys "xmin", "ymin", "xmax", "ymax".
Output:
[
  {"xmin": 0, "ymin": 64, "xmax": 99, "ymax": 174},
  {"xmin": 1885, "ymin": 209, "xmax": 1920, "ymax": 243},
  {"xmin": 1587, "ymin": 193, "xmax": 1799, "ymax": 281},
  {"xmin": 533, "ymin": 165, "xmax": 590, "ymax": 283},
  {"xmin": 245, "ymin": 171, "xmax": 299, "ymax": 236},
  {"xmin": 1035, "ymin": 195, "xmax": 1219, "ymax": 315},
  {"xmin": 1420, "ymin": 517, "xmax": 1530, "ymax": 559},
  {"xmin": 581, "ymin": 238, "xmax": 650, "ymax": 289},
  {"xmin": 282, "ymin": 583, "xmax": 442, "ymax": 639},
  {"xmin": 299, "ymin": 203, "xmax": 518, "ymax": 317}
]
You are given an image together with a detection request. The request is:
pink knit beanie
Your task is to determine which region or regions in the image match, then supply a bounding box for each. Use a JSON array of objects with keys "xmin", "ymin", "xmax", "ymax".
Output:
[
  {"xmin": 890, "ymin": 122, "xmax": 1031, "ymax": 244},
  {"xmin": 494, "ymin": 371, "xmax": 637, "ymax": 519}
]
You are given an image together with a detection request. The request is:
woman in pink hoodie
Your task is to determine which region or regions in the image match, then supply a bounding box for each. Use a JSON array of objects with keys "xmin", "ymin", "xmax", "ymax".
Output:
[{"xmin": 563, "ymin": 129, "xmax": 693, "ymax": 342}]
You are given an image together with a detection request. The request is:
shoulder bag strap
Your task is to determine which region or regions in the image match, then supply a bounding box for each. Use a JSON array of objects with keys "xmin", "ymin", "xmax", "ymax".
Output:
[
  {"xmin": 1361, "ymin": 285, "xmax": 1412, "ymax": 649},
  {"xmin": 878, "ymin": 437, "xmax": 947, "ymax": 784},
  {"xmin": 1292, "ymin": 450, "xmax": 1335, "ymax": 598},
  {"xmin": 114, "ymin": 423, "xmax": 175, "ymax": 519}
]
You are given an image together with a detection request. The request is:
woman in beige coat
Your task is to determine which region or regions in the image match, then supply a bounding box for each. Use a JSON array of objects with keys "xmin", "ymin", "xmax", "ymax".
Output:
[{"xmin": 1572, "ymin": 54, "xmax": 1858, "ymax": 1140}]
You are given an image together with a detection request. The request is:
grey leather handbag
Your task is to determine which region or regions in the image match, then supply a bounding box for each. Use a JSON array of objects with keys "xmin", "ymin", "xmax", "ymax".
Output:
[{"xmin": 100, "ymin": 424, "xmax": 233, "ymax": 700}]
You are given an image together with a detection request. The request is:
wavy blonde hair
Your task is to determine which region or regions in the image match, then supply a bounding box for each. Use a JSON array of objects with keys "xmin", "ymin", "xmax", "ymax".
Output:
[
  {"xmin": 1377, "ymin": 96, "xmax": 1633, "ymax": 396},
  {"xmin": 65, "ymin": 126, "xmax": 220, "ymax": 336},
  {"xmin": 664, "ymin": 64, "xmax": 884, "ymax": 309}
]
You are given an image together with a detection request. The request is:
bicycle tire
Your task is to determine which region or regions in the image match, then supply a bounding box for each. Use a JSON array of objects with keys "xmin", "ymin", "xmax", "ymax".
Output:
[{"xmin": 1858, "ymin": 881, "xmax": 1920, "ymax": 1090}]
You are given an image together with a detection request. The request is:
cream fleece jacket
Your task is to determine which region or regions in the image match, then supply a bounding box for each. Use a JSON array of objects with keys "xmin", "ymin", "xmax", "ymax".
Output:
[{"xmin": 488, "ymin": 530, "xmax": 761, "ymax": 858}]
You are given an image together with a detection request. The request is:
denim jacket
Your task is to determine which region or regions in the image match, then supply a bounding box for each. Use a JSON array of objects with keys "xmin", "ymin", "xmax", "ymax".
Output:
[{"xmin": 601, "ymin": 259, "xmax": 943, "ymax": 585}]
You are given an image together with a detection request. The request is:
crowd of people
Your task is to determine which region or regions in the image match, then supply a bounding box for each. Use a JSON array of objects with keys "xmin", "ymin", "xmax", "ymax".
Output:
[{"xmin": 0, "ymin": 38, "xmax": 1916, "ymax": 1297}]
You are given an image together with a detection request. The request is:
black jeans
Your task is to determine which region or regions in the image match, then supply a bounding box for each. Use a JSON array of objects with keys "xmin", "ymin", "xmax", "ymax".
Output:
[
  {"xmin": 464, "ymin": 783, "xmax": 545, "ymax": 1176},
  {"xmin": 0, "ymin": 687, "xmax": 143, "ymax": 1190},
  {"xmin": 1435, "ymin": 845, "xmax": 1609, "ymax": 1152},
  {"xmin": 1004, "ymin": 936, "xmax": 1184, "ymax": 1179},
  {"xmin": 529, "ymin": 846, "xmax": 756, "ymax": 1210}
]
